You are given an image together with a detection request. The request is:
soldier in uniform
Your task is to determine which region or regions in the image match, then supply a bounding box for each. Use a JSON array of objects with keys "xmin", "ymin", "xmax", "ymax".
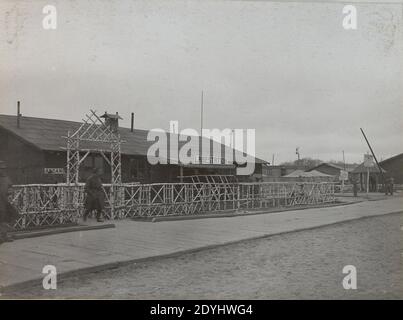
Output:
[
  {"xmin": 352, "ymin": 178, "xmax": 358, "ymax": 197},
  {"xmin": 388, "ymin": 177, "xmax": 394, "ymax": 196},
  {"xmin": 0, "ymin": 161, "xmax": 18, "ymax": 243},
  {"xmin": 83, "ymin": 167, "xmax": 105, "ymax": 222}
]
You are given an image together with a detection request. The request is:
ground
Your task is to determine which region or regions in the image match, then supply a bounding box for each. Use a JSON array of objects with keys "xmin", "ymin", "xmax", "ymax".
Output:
[{"xmin": 3, "ymin": 213, "xmax": 402, "ymax": 299}]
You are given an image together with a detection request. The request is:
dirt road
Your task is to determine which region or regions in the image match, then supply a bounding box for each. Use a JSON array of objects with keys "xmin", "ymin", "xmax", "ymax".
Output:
[{"xmin": 3, "ymin": 213, "xmax": 403, "ymax": 299}]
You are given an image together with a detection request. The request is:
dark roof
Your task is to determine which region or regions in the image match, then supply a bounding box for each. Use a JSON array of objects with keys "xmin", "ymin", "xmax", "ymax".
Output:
[
  {"xmin": 308, "ymin": 162, "xmax": 357, "ymax": 172},
  {"xmin": 379, "ymin": 153, "xmax": 403, "ymax": 165},
  {"xmin": 283, "ymin": 169, "xmax": 333, "ymax": 178},
  {"xmin": 0, "ymin": 114, "xmax": 267, "ymax": 164},
  {"xmin": 267, "ymin": 165, "xmax": 308, "ymax": 170},
  {"xmin": 351, "ymin": 162, "xmax": 386, "ymax": 174},
  {"xmin": 308, "ymin": 163, "xmax": 343, "ymax": 171},
  {"xmin": 100, "ymin": 112, "xmax": 123, "ymax": 120}
]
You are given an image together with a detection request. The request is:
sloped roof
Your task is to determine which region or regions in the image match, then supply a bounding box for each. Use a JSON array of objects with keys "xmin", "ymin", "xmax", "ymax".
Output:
[
  {"xmin": 351, "ymin": 162, "xmax": 386, "ymax": 174},
  {"xmin": 100, "ymin": 112, "xmax": 123, "ymax": 120},
  {"xmin": 282, "ymin": 170, "xmax": 305, "ymax": 177},
  {"xmin": 318, "ymin": 163, "xmax": 344, "ymax": 170},
  {"xmin": 0, "ymin": 114, "xmax": 267, "ymax": 164},
  {"xmin": 308, "ymin": 162, "xmax": 357, "ymax": 172},
  {"xmin": 307, "ymin": 170, "xmax": 334, "ymax": 177},
  {"xmin": 379, "ymin": 153, "xmax": 403, "ymax": 165},
  {"xmin": 283, "ymin": 169, "xmax": 333, "ymax": 178}
]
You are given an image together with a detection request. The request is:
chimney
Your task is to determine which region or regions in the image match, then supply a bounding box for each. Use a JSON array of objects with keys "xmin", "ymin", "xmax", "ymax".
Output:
[
  {"xmin": 131, "ymin": 112, "xmax": 134, "ymax": 132},
  {"xmin": 100, "ymin": 111, "xmax": 122, "ymax": 133},
  {"xmin": 17, "ymin": 101, "xmax": 22, "ymax": 128}
]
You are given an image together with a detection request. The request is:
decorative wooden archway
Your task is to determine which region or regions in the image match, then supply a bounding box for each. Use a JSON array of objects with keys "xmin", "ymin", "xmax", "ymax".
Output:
[
  {"xmin": 65, "ymin": 109, "xmax": 123, "ymax": 219},
  {"xmin": 66, "ymin": 109, "xmax": 122, "ymax": 185}
]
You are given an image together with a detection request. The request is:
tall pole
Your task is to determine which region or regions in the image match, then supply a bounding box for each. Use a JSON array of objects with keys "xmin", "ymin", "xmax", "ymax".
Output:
[
  {"xmin": 360, "ymin": 128, "xmax": 385, "ymax": 191},
  {"xmin": 200, "ymin": 90, "xmax": 204, "ymax": 137},
  {"xmin": 341, "ymin": 150, "xmax": 345, "ymax": 193},
  {"xmin": 342, "ymin": 150, "xmax": 346, "ymax": 171},
  {"xmin": 17, "ymin": 101, "xmax": 21, "ymax": 128},
  {"xmin": 200, "ymin": 90, "xmax": 204, "ymax": 164},
  {"xmin": 232, "ymin": 129, "xmax": 235, "ymax": 166}
]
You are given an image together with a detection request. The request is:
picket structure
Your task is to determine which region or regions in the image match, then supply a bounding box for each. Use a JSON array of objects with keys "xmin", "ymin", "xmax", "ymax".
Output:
[
  {"xmin": 65, "ymin": 109, "xmax": 123, "ymax": 219},
  {"xmin": 10, "ymin": 181, "xmax": 336, "ymax": 230}
]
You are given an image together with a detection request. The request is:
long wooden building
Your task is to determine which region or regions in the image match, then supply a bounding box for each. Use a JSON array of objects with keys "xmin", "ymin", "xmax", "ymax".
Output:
[
  {"xmin": 0, "ymin": 114, "xmax": 268, "ymax": 184},
  {"xmin": 380, "ymin": 153, "xmax": 403, "ymax": 184}
]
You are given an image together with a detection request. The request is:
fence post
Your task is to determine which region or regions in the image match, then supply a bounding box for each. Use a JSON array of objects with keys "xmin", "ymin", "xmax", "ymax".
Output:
[{"xmin": 110, "ymin": 186, "xmax": 115, "ymax": 220}]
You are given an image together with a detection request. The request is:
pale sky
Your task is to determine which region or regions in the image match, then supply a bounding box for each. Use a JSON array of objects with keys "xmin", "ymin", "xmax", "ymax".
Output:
[{"xmin": 0, "ymin": 0, "xmax": 402, "ymax": 164}]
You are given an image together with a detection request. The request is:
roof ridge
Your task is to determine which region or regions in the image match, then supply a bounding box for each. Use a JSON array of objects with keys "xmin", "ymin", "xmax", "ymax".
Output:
[
  {"xmin": 0, "ymin": 113, "xmax": 149, "ymax": 133},
  {"xmin": 380, "ymin": 153, "xmax": 403, "ymax": 164},
  {"xmin": 0, "ymin": 113, "xmax": 80, "ymax": 125}
]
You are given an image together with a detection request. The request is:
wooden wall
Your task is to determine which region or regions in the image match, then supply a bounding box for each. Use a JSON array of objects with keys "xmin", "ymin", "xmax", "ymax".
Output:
[
  {"xmin": 381, "ymin": 156, "xmax": 403, "ymax": 184},
  {"xmin": 0, "ymin": 128, "xmax": 45, "ymax": 184}
]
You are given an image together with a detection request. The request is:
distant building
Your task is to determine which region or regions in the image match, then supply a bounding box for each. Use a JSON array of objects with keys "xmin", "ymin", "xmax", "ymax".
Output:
[
  {"xmin": 262, "ymin": 165, "xmax": 309, "ymax": 182},
  {"xmin": 306, "ymin": 163, "xmax": 357, "ymax": 179},
  {"xmin": 307, "ymin": 163, "xmax": 343, "ymax": 176},
  {"xmin": 380, "ymin": 153, "xmax": 403, "ymax": 184},
  {"xmin": 350, "ymin": 162, "xmax": 386, "ymax": 192}
]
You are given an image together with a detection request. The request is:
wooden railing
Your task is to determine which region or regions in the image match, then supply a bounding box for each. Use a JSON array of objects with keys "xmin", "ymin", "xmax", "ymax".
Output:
[{"xmin": 9, "ymin": 182, "xmax": 335, "ymax": 230}]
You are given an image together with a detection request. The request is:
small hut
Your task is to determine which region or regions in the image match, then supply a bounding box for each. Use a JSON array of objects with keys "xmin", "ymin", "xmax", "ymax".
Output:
[
  {"xmin": 350, "ymin": 162, "xmax": 386, "ymax": 192},
  {"xmin": 100, "ymin": 112, "xmax": 123, "ymax": 133}
]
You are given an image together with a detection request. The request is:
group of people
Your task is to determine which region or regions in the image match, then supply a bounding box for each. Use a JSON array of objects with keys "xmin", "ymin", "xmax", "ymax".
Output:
[{"xmin": 351, "ymin": 176, "xmax": 395, "ymax": 197}]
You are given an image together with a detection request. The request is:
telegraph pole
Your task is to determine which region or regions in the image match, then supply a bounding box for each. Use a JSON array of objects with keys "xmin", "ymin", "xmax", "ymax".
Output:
[
  {"xmin": 200, "ymin": 90, "xmax": 204, "ymax": 164},
  {"xmin": 200, "ymin": 90, "xmax": 204, "ymax": 137},
  {"xmin": 342, "ymin": 150, "xmax": 346, "ymax": 171},
  {"xmin": 360, "ymin": 128, "xmax": 386, "ymax": 192}
]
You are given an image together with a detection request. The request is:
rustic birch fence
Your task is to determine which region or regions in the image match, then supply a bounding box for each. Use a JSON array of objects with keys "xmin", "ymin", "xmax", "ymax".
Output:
[{"xmin": 9, "ymin": 182, "xmax": 335, "ymax": 230}]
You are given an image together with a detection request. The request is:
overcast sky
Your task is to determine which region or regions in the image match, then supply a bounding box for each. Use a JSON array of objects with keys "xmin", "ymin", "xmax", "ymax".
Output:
[{"xmin": 0, "ymin": 0, "xmax": 402, "ymax": 164}]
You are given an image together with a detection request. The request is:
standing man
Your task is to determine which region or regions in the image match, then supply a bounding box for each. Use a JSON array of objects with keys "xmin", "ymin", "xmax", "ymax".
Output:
[
  {"xmin": 0, "ymin": 161, "xmax": 18, "ymax": 243},
  {"xmin": 388, "ymin": 177, "xmax": 394, "ymax": 196},
  {"xmin": 83, "ymin": 167, "xmax": 105, "ymax": 222},
  {"xmin": 352, "ymin": 179, "xmax": 358, "ymax": 197}
]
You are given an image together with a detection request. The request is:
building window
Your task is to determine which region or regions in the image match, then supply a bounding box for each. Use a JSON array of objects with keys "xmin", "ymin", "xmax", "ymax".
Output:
[
  {"xmin": 83, "ymin": 155, "xmax": 93, "ymax": 169},
  {"xmin": 82, "ymin": 155, "xmax": 104, "ymax": 174},
  {"xmin": 94, "ymin": 156, "xmax": 104, "ymax": 174},
  {"xmin": 130, "ymin": 158, "xmax": 147, "ymax": 181}
]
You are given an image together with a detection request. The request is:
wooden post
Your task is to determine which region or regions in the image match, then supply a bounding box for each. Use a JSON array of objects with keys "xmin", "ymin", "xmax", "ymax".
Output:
[
  {"xmin": 17, "ymin": 101, "xmax": 21, "ymax": 128},
  {"xmin": 360, "ymin": 128, "xmax": 386, "ymax": 193},
  {"xmin": 341, "ymin": 178, "xmax": 344, "ymax": 194}
]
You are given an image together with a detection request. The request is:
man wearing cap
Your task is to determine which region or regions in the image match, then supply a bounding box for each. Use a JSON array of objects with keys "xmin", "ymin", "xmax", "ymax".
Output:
[
  {"xmin": 388, "ymin": 177, "xmax": 395, "ymax": 196},
  {"xmin": 83, "ymin": 167, "xmax": 105, "ymax": 222},
  {"xmin": 352, "ymin": 178, "xmax": 358, "ymax": 197},
  {"xmin": 0, "ymin": 161, "xmax": 18, "ymax": 243}
]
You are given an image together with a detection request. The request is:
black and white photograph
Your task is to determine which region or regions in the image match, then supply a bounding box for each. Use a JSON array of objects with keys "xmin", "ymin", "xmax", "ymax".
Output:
[{"xmin": 0, "ymin": 0, "xmax": 402, "ymax": 306}]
